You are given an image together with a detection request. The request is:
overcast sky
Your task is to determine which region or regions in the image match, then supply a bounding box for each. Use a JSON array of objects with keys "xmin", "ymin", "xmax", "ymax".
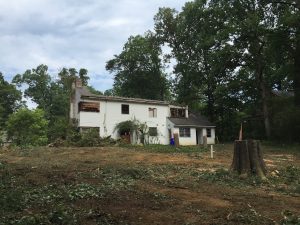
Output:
[{"xmin": 0, "ymin": 0, "xmax": 187, "ymax": 92}]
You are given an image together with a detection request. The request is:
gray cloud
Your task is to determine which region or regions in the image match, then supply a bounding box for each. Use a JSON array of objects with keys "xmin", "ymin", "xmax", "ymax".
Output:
[{"xmin": 0, "ymin": 0, "xmax": 186, "ymax": 91}]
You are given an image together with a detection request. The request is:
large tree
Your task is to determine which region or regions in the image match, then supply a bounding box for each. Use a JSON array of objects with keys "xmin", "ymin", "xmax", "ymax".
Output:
[
  {"xmin": 154, "ymin": 0, "xmax": 296, "ymax": 140},
  {"xmin": 0, "ymin": 73, "xmax": 22, "ymax": 128},
  {"xmin": 12, "ymin": 65, "xmax": 90, "ymax": 141},
  {"xmin": 106, "ymin": 32, "xmax": 169, "ymax": 100}
]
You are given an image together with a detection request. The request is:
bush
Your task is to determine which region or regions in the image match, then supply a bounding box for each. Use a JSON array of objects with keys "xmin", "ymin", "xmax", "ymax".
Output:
[{"xmin": 6, "ymin": 108, "xmax": 48, "ymax": 148}]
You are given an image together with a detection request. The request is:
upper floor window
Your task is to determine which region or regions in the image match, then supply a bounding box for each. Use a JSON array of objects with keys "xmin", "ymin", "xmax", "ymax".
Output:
[
  {"xmin": 121, "ymin": 104, "xmax": 129, "ymax": 114},
  {"xmin": 207, "ymin": 128, "xmax": 211, "ymax": 138},
  {"xmin": 78, "ymin": 102, "xmax": 99, "ymax": 112},
  {"xmin": 179, "ymin": 128, "xmax": 190, "ymax": 137},
  {"xmin": 170, "ymin": 108, "xmax": 186, "ymax": 118},
  {"xmin": 149, "ymin": 108, "xmax": 157, "ymax": 118}
]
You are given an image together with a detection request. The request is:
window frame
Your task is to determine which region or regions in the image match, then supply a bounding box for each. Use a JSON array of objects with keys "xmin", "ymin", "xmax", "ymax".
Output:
[
  {"xmin": 206, "ymin": 128, "xmax": 211, "ymax": 138},
  {"xmin": 121, "ymin": 104, "xmax": 129, "ymax": 114},
  {"xmin": 148, "ymin": 107, "xmax": 157, "ymax": 118},
  {"xmin": 179, "ymin": 127, "xmax": 191, "ymax": 137}
]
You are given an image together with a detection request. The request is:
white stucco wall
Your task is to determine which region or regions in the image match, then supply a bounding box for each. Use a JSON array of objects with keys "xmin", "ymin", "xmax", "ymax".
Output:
[
  {"xmin": 203, "ymin": 128, "xmax": 215, "ymax": 144},
  {"xmin": 78, "ymin": 100, "xmax": 170, "ymax": 145},
  {"xmin": 173, "ymin": 127, "xmax": 197, "ymax": 145}
]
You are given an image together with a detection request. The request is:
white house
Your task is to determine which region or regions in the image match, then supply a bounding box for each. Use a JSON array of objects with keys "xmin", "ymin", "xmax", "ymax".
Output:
[{"xmin": 70, "ymin": 80, "xmax": 216, "ymax": 145}]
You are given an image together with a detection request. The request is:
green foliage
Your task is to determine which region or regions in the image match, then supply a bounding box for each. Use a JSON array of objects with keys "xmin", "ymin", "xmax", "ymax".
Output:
[
  {"xmin": 114, "ymin": 120, "xmax": 139, "ymax": 135},
  {"xmin": 76, "ymin": 128, "xmax": 102, "ymax": 147},
  {"xmin": 6, "ymin": 108, "xmax": 48, "ymax": 147},
  {"xmin": 153, "ymin": 0, "xmax": 300, "ymax": 141},
  {"xmin": 106, "ymin": 33, "xmax": 170, "ymax": 100},
  {"xmin": 272, "ymin": 105, "xmax": 300, "ymax": 143},
  {"xmin": 11, "ymin": 65, "xmax": 91, "ymax": 143},
  {"xmin": 130, "ymin": 144, "xmax": 208, "ymax": 153},
  {"xmin": 0, "ymin": 72, "xmax": 22, "ymax": 128},
  {"xmin": 281, "ymin": 210, "xmax": 300, "ymax": 225}
]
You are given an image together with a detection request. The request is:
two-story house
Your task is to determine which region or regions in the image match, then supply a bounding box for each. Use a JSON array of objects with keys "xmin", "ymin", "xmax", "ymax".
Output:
[{"xmin": 70, "ymin": 80, "xmax": 216, "ymax": 145}]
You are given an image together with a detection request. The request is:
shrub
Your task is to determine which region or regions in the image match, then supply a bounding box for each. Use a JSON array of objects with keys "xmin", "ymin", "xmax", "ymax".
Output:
[{"xmin": 6, "ymin": 108, "xmax": 48, "ymax": 148}]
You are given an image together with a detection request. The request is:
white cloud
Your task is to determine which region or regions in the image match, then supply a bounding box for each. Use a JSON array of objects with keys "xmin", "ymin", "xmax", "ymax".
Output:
[{"xmin": 0, "ymin": 0, "xmax": 186, "ymax": 91}]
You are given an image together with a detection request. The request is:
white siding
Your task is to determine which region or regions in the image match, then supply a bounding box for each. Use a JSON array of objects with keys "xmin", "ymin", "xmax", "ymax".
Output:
[
  {"xmin": 78, "ymin": 100, "xmax": 170, "ymax": 145},
  {"xmin": 79, "ymin": 112, "xmax": 101, "ymax": 128},
  {"xmin": 173, "ymin": 127, "xmax": 197, "ymax": 145},
  {"xmin": 203, "ymin": 128, "xmax": 215, "ymax": 144}
]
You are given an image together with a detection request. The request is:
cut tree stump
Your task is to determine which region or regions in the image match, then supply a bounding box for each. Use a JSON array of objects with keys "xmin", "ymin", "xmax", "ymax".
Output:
[{"xmin": 230, "ymin": 140, "xmax": 267, "ymax": 180}]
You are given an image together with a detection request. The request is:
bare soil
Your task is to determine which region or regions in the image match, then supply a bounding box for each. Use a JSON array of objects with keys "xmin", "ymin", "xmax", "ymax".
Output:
[{"xmin": 0, "ymin": 144, "xmax": 299, "ymax": 224}]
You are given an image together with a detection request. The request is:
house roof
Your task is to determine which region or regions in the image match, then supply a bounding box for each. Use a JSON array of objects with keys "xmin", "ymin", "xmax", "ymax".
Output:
[
  {"xmin": 168, "ymin": 113, "xmax": 215, "ymax": 128},
  {"xmin": 77, "ymin": 87, "xmax": 169, "ymax": 105}
]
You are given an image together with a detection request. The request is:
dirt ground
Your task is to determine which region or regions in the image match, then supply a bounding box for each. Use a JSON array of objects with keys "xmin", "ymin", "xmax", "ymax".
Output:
[{"xmin": 0, "ymin": 144, "xmax": 299, "ymax": 225}]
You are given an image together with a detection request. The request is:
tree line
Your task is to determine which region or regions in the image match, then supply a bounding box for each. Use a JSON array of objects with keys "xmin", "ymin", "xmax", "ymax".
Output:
[
  {"xmin": 0, "ymin": 0, "xmax": 299, "ymax": 146},
  {"xmin": 0, "ymin": 65, "xmax": 102, "ymax": 147},
  {"xmin": 107, "ymin": 0, "xmax": 300, "ymax": 142}
]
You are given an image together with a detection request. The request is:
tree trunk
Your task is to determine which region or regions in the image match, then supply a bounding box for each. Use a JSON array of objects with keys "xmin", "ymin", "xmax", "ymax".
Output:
[
  {"xmin": 230, "ymin": 140, "xmax": 267, "ymax": 180},
  {"xmin": 294, "ymin": 29, "xmax": 300, "ymax": 107},
  {"xmin": 255, "ymin": 49, "xmax": 271, "ymax": 139}
]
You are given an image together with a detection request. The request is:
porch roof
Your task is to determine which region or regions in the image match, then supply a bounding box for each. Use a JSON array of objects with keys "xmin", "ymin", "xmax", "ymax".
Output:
[{"xmin": 168, "ymin": 113, "xmax": 215, "ymax": 128}]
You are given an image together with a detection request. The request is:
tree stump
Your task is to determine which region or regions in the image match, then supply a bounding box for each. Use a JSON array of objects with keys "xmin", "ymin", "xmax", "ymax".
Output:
[
  {"xmin": 174, "ymin": 133, "xmax": 180, "ymax": 147},
  {"xmin": 230, "ymin": 140, "xmax": 267, "ymax": 180}
]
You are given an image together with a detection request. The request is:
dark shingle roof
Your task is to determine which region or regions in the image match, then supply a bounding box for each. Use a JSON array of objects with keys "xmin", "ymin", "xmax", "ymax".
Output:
[{"xmin": 168, "ymin": 113, "xmax": 215, "ymax": 127}]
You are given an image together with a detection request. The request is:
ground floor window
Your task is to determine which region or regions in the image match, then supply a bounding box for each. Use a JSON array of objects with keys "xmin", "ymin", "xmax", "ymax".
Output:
[
  {"xmin": 179, "ymin": 128, "xmax": 191, "ymax": 137},
  {"xmin": 148, "ymin": 127, "xmax": 158, "ymax": 136},
  {"xmin": 207, "ymin": 128, "xmax": 211, "ymax": 137}
]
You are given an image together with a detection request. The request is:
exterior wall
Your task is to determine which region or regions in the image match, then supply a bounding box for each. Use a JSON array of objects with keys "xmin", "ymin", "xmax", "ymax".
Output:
[
  {"xmin": 173, "ymin": 127, "xmax": 197, "ymax": 146},
  {"xmin": 203, "ymin": 128, "xmax": 215, "ymax": 144},
  {"xmin": 72, "ymin": 89, "xmax": 216, "ymax": 146},
  {"xmin": 78, "ymin": 100, "xmax": 170, "ymax": 145},
  {"xmin": 79, "ymin": 112, "xmax": 101, "ymax": 128}
]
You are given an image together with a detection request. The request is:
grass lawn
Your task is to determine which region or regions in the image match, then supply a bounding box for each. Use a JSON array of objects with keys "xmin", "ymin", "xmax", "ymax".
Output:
[{"xmin": 0, "ymin": 143, "xmax": 299, "ymax": 224}]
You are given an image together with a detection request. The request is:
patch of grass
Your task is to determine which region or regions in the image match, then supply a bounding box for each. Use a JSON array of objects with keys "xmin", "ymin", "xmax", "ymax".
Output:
[
  {"xmin": 197, "ymin": 165, "xmax": 300, "ymax": 196},
  {"xmin": 270, "ymin": 166, "xmax": 300, "ymax": 195},
  {"xmin": 280, "ymin": 210, "xmax": 300, "ymax": 225},
  {"xmin": 261, "ymin": 141, "xmax": 300, "ymax": 153},
  {"xmin": 127, "ymin": 144, "xmax": 209, "ymax": 153},
  {"xmin": 197, "ymin": 168, "xmax": 267, "ymax": 188}
]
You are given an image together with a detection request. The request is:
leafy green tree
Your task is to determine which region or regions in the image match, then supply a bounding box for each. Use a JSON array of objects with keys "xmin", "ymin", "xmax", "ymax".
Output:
[
  {"xmin": 154, "ymin": 0, "xmax": 299, "ymax": 140},
  {"xmin": 13, "ymin": 65, "xmax": 51, "ymax": 112},
  {"xmin": 106, "ymin": 32, "xmax": 169, "ymax": 100},
  {"xmin": 154, "ymin": 2, "xmax": 243, "ymax": 140},
  {"xmin": 0, "ymin": 73, "xmax": 22, "ymax": 128},
  {"xmin": 6, "ymin": 108, "xmax": 48, "ymax": 147},
  {"xmin": 104, "ymin": 89, "xmax": 115, "ymax": 96},
  {"xmin": 269, "ymin": 0, "xmax": 300, "ymax": 107},
  {"xmin": 12, "ymin": 65, "xmax": 90, "ymax": 142}
]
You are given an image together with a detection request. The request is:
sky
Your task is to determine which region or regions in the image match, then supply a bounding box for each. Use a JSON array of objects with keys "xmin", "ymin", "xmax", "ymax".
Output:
[{"xmin": 0, "ymin": 0, "xmax": 187, "ymax": 92}]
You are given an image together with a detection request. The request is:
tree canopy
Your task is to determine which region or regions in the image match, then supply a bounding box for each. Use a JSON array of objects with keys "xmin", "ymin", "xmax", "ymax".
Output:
[
  {"xmin": 0, "ymin": 73, "xmax": 22, "ymax": 128},
  {"xmin": 106, "ymin": 33, "xmax": 170, "ymax": 100}
]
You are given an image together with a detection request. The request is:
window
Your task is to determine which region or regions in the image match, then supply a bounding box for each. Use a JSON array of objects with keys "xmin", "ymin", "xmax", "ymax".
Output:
[
  {"xmin": 170, "ymin": 108, "xmax": 186, "ymax": 118},
  {"xmin": 149, "ymin": 127, "xmax": 158, "ymax": 136},
  {"xmin": 207, "ymin": 128, "xmax": 211, "ymax": 138},
  {"xmin": 78, "ymin": 102, "xmax": 99, "ymax": 112},
  {"xmin": 121, "ymin": 104, "xmax": 129, "ymax": 114},
  {"xmin": 179, "ymin": 128, "xmax": 190, "ymax": 137},
  {"xmin": 149, "ymin": 108, "xmax": 157, "ymax": 117}
]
